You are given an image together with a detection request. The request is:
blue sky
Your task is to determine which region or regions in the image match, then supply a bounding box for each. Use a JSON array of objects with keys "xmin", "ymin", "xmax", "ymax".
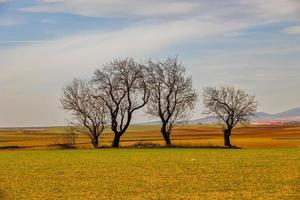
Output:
[{"xmin": 0, "ymin": 0, "xmax": 300, "ymax": 127}]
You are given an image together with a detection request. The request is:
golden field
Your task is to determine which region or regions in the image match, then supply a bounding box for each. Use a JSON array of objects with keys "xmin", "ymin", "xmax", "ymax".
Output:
[
  {"xmin": 0, "ymin": 125, "xmax": 299, "ymax": 199},
  {"xmin": 0, "ymin": 124, "xmax": 300, "ymax": 149},
  {"xmin": 0, "ymin": 148, "xmax": 299, "ymax": 199}
]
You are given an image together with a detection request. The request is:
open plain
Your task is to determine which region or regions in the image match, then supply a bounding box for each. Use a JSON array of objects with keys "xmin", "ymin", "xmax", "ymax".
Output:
[
  {"xmin": 0, "ymin": 125, "xmax": 299, "ymax": 199},
  {"xmin": 0, "ymin": 124, "xmax": 300, "ymax": 149}
]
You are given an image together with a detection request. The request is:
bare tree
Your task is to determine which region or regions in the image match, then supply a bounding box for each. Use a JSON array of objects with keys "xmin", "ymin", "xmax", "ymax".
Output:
[
  {"xmin": 60, "ymin": 78, "xmax": 107, "ymax": 148},
  {"xmin": 203, "ymin": 86, "xmax": 257, "ymax": 147},
  {"xmin": 92, "ymin": 58, "xmax": 150, "ymax": 147},
  {"xmin": 146, "ymin": 57, "xmax": 197, "ymax": 146}
]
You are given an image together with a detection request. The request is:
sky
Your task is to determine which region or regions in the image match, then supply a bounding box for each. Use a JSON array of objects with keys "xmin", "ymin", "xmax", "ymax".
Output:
[{"xmin": 0, "ymin": 0, "xmax": 300, "ymax": 127}]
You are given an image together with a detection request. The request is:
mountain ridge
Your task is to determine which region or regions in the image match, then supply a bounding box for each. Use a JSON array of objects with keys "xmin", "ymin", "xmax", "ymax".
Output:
[
  {"xmin": 133, "ymin": 107, "xmax": 300, "ymax": 125},
  {"xmin": 191, "ymin": 107, "xmax": 300, "ymax": 124}
]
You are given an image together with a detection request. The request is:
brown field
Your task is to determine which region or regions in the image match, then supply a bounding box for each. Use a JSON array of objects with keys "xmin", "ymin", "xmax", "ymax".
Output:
[{"xmin": 0, "ymin": 124, "xmax": 300, "ymax": 150}]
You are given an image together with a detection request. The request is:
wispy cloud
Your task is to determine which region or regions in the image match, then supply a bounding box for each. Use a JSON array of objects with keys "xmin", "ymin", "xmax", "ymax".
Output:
[
  {"xmin": 0, "ymin": 40, "xmax": 56, "ymax": 44},
  {"xmin": 0, "ymin": 18, "xmax": 248, "ymax": 82},
  {"xmin": 20, "ymin": 0, "xmax": 205, "ymax": 18},
  {"xmin": 283, "ymin": 25, "xmax": 300, "ymax": 34},
  {"xmin": 0, "ymin": 17, "xmax": 249, "ymax": 126},
  {"xmin": 1, "ymin": 0, "xmax": 300, "ymax": 126},
  {"xmin": 0, "ymin": 16, "xmax": 25, "ymax": 26},
  {"xmin": 20, "ymin": 0, "xmax": 300, "ymax": 21}
]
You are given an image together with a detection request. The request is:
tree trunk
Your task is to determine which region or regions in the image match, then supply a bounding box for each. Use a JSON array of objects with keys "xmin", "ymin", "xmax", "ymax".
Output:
[
  {"xmin": 223, "ymin": 129, "xmax": 231, "ymax": 147},
  {"xmin": 92, "ymin": 137, "xmax": 99, "ymax": 148},
  {"xmin": 164, "ymin": 134, "xmax": 171, "ymax": 146},
  {"xmin": 112, "ymin": 133, "xmax": 121, "ymax": 148},
  {"xmin": 161, "ymin": 125, "xmax": 171, "ymax": 146}
]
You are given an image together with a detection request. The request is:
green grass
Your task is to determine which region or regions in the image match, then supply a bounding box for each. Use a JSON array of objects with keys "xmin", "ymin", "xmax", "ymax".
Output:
[{"xmin": 0, "ymin": 148, "xmax": 299, "ymax": 199}]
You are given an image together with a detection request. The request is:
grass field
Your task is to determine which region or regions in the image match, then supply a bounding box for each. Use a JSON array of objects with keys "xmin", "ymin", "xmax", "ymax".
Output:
[
  {"xmin": 0, "ymin": 125, "xmax": 299, "ymax": 199},
  {"xmin": 0, "ymin": 148, "xmax": 299, "ymax": 199},
  {"xmin": 0, "ymin": 124, "xmax": 300, "ymax": 149}
]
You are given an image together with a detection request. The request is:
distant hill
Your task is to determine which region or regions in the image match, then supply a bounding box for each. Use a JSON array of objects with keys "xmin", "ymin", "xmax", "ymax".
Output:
[
  {"xmin": 275, "ymin": 107, "xmax": 300, "ymax": 117},
  {"xmin": 253, "ymin": 107, "xmax": 300, "ymax": 122},
  {"xmin": 187, "ymin": 107, "xmax": 300, "ymax": 124},
  {"xmin": 131, "ymin": 107, "xmax": 300, "ymax": 125}
]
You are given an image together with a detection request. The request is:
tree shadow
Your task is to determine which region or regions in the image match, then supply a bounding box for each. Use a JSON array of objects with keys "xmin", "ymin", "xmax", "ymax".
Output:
[
  {"xmin": 167, "ymin": 145, "xmax": 242, "ymax": 149},
  {"xmin": 0, "ymin": 146, "xmax": 23, "ymax": 150},
  {"xmin": 127, "ymin": 142, "xmax": 242, "ymax": 149}
]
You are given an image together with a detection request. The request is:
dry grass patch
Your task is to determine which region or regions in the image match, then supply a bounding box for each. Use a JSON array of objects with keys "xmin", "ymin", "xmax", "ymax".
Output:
[{"xmin": 0, "ymin": 148, "xmax": 299, "ymax": 199}]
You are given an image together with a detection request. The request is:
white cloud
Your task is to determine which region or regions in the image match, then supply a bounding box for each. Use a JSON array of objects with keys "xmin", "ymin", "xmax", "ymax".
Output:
[
  {"xmin": 20, "ymin": 0, "xmax": 300, "ymax": 21},
  {"xmin": 246, "ymin": 0, "xmax": 300, "ymax": 19},
  {"xmin": 0, "ymin": 18, "xmax": 248, "ymax": 126},
  {"xmin": 2, "ymin": 0, "xmax": 300, "ymax": 126},
  {"xmin": 283, "ymin": 25, "xmax": 300, "ymax": 34},
  {"xmin": 0, "ymin": 17, "xmax": 249, "ymax": 84},
  {"xmin": 20, "ymin": 0, "xmax": 203, "ymax": 18}
]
